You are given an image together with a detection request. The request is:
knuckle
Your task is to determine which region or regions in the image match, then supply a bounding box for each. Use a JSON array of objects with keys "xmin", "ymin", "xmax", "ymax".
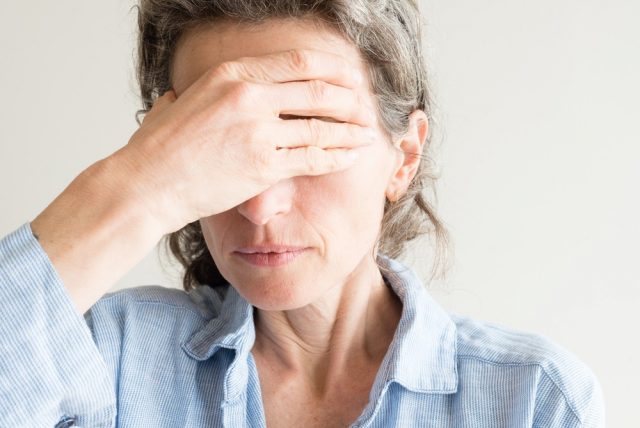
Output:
[
  {"xmin": 304, "ymin": 147, "xmax": 322, "ymax": 175},
  {"xmin": 246, "ymin": 144, "xmax": 269, "ymax": 175},
  {"xmin": 227, "ymin": 81, "xmax": 259, "ymax": 107},
  {"xmin": 253, "ymin": 149, "xmax": 272, "ymax": 172},
  {"xmin": 308, "ymin": 80, "xmax": 330, "ymax": 106},
  {"xmin": 248, "ymin": 126, "xmax": 272, "ymax": 167},
  {"xmin": 287, "ymin": 49, "xmax": 312, "ymax": 73},
  {"xmin": 207, "ymin": 60, "xmax": 265, "ymax": 109},
  {"xmin": 211, "ymin": 60, "xmax": 239, "ymax": 80},
  {"xmin": 305, "ymin": 118, "xmax": 323, "ymax": 143},
  {"xmin": 326, "ymin": 153, "xmax": 341, "ymax": 172},
  {"xmin": 346, "ymin": 123, "xmax": 361, "ymax": 141}
]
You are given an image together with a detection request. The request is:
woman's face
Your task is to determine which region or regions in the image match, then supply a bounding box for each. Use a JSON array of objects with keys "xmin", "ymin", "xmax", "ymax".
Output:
[{"xmin": 172, "ymin": 18, "xmax": 410, "ymax": 311}]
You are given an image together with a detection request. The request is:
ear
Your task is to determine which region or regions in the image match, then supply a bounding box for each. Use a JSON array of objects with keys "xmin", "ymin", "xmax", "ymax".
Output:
[{"xmin": 385, "ymin": 110, "xmax": 429, "ymax": 202}]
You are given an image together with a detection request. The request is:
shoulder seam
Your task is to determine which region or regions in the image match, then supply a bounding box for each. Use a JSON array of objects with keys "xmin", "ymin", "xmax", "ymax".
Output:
[
  {"xmin": 538, "ymin": 366, "xmax": 582, "ymax": 424},
  {"xmin": 458, "ymin": 354, "xmax": 582, "ymax": 423}
]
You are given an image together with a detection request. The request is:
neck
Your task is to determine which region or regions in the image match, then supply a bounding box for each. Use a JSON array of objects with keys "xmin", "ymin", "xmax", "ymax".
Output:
[{"xmin": 251, "ymin": 255, "xmax": 402, "ymax": 397}]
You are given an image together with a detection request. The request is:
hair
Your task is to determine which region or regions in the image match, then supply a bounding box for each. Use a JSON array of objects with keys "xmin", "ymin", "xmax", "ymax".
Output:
[{"xmin": 133, "ymin": 0, "xmax": 452, "ymax": 292}]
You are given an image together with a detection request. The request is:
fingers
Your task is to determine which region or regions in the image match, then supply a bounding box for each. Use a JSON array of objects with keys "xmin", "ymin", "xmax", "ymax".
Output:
[
  {"xmin": 224, "ymin": 49, "xmax": 363, "ymax": 88},
  {"xmin": 143, "ymin": 89, "xmax": 177, "ymax": 124},
  {"xmin": 153, "ymin": 89, "xmax": 177, "ymax": 108},
  {"xmin": 268, "ymin": 80, "xmax": 375, "ymax": 127},
  {"xmin": 278, "ymin": 146, "xmax": 362, "ymax": 177},
  {"xmin": 274, "ymin": 118, "xmax": 376, "ymax": 150}
]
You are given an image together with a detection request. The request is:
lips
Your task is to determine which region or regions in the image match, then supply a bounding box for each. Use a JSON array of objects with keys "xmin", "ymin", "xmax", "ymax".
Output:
[
  {"xmin": 234, "ymin": 245, "xmax": 308, "ymax": 254},
  {"xmin": 233, "ymin": 246, "xmax": 309, "ymax": 267}
]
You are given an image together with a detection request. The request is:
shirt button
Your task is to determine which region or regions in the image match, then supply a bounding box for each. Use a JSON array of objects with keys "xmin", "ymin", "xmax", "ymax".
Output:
[{"xmin": 55, "ymin": 416, "xmax": 77, "ymax": 428}]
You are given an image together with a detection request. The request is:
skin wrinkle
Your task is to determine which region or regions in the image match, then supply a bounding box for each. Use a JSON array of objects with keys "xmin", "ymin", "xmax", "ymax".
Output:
[{"xmin": 170, "ymin": 17, "xmax": 427, "ymax": 418}]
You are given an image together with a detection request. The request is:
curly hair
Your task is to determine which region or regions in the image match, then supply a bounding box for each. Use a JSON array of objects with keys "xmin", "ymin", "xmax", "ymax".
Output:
[{"xmin": 133, "ymin": 0, "xmax": 452, "ymax": 291}]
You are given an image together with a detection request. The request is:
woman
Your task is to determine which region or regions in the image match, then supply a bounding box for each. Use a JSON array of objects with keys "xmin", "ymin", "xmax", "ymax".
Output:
[{"xmin": 0, "ymin": 0, "xmax": 604, "ymax": 427}]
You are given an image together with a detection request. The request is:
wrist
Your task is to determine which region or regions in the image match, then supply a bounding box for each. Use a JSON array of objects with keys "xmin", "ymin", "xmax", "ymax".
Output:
[
  {"xmin": 29, "ymin": 154, "xmax": 168, "ymax": 313},
  {"xmin": 100, "ymin": 145, "xmax": 185, "ymax": 236}
]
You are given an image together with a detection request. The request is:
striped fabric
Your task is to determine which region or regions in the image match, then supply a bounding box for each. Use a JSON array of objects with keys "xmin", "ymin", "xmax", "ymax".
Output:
[{"xmin": 0, "ymin": 222, "xmax": 605, "ymax": 427}]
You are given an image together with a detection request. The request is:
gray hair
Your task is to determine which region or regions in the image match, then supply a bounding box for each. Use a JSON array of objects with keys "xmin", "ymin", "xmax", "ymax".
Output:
[{"xmin": 134, "ymin": 0, "xmax": 452, "ymax": 291}]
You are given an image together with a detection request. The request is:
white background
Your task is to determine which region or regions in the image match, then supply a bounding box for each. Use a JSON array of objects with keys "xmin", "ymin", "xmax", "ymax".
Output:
[{"xmin": 1, "ymin": 1, "xmax": 637, "ymax": 425}]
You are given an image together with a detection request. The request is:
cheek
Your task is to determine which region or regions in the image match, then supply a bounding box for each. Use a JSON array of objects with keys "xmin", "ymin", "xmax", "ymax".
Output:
[
  {"xmin": 300, "ymin": 168, "xmax": 375, "ymax": 211},
  {"xmin": 299, "ymin": 164, "xmax": 387, "ymax": 242},
  {"xmin": 199, "ymin": 213, "xmax": 234, "ymax": 258}
]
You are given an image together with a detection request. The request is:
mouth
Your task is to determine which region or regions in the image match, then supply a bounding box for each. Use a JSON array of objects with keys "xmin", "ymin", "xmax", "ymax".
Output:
[
  {"xmin": 233, "ymin": 248, "xmax": 309, "ymax": 267},
  {"xmin": 235, "ymin": 245, "xmax": 308, "ymax": 254}
]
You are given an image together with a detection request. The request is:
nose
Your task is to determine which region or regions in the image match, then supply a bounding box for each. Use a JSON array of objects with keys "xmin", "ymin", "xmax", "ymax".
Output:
[{"xmin": 236, "ymin": 180, "xmax": 293, "ymax": 225}]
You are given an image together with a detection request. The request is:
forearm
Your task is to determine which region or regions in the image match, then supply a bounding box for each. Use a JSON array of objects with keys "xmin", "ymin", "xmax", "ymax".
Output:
[{"xmin": 30, "ymin": 152, "xmax": 166, "ymax": 314}]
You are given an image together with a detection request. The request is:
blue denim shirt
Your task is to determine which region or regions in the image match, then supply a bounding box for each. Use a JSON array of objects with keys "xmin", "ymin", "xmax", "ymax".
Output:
[{"xmin": 0, "ymin": 223, "xmax": 605, "ymax": 427}]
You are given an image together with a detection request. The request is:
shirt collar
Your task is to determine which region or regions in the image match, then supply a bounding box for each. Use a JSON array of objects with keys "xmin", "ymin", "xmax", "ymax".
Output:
[
  {"xmin": 182, "ymin": 285, "xmax": 255, "ymax": 362},
  {"xmin": 373, "ymin": 254, "xmax": 458, "ymax": 394},
  {"xmin": 182, "ymin": 254, "xmax": 458, "ymax": 395}
]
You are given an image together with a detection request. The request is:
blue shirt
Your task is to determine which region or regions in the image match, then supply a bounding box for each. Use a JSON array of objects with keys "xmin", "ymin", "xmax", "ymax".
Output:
[{"xmin": 0, "ymin": 222, "xmax": 605, "ymax": 427}]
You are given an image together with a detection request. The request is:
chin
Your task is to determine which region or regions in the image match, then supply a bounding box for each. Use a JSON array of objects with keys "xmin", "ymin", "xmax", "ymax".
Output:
[{"xmin": 233, "ymin": 277, "xmax": 322, "ymax": 311}]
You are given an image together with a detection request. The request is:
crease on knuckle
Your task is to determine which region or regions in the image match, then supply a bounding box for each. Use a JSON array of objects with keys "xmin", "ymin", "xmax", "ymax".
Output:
[
  {"xmin": 345, "ymin": 123, "xmax": 360, "ymax": 143},
  {"xmin": 246, "ymin": 146, "xmax": 271, "ymax": 180},
  {"xmin": 305, "ymin": 146, "xmax": 322, "ymax": 175},
  {"xmin": 212, "ymin": 60, "xmax": 240, "ymax": 80},
  {"xmin": 288, "ymin": 49, "xmax": 312, "ymax": 74},
  {"xmin": 308, "ymin": 80, "xmax": 330, "ymax": 107},
  {"xmin": 305, "ymin": 118, "xmax": 324, "ymax": 144},
  {"xmin": 254, "ymin": 149, "xmax": 272, "ymax": 173},
  {"xmin": 249, "ymin": 125, "xmax": 273, "ymax": 168}
]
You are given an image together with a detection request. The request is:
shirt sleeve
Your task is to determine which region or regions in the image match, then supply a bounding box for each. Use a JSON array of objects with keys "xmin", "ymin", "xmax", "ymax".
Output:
[
  {"xmin": 580, "ymin": 374, "xmax": 606, "ymax": 428},
  {"xmin": 530, "ymin": 348, "xmax": 606, "ymax": 428},
  {"xmin": 0, "ymin": 223, "xmax": 116, "ymax": 427}
]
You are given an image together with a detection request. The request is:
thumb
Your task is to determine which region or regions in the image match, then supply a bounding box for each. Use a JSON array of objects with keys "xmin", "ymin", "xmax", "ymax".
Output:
[{"xmin": 142, "ymin": 89, "xmax": 177, "ymax": 124}]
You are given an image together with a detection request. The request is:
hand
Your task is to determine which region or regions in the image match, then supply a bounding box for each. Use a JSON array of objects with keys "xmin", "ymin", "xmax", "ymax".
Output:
[{"xmin": 117, "ymin": 48, "xmax": 377, "ymax": 233}]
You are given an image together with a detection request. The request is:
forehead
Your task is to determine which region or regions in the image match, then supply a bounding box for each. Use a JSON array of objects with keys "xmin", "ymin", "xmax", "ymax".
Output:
[{"xmin": 170, "ymin": 17, "xmax": 365, "ymax": 95}]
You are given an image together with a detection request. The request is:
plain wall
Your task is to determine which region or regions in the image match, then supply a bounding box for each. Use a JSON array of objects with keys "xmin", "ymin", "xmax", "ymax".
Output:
[{"xmin": 1, "ymin": 0, "xmax": 637, "ymax": 425}]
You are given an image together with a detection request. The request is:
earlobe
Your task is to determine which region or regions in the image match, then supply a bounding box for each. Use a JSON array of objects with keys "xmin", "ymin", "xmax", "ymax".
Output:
[{"xmin": 385, "ymin": 110, "xmax": 429, "ymax": 202}]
